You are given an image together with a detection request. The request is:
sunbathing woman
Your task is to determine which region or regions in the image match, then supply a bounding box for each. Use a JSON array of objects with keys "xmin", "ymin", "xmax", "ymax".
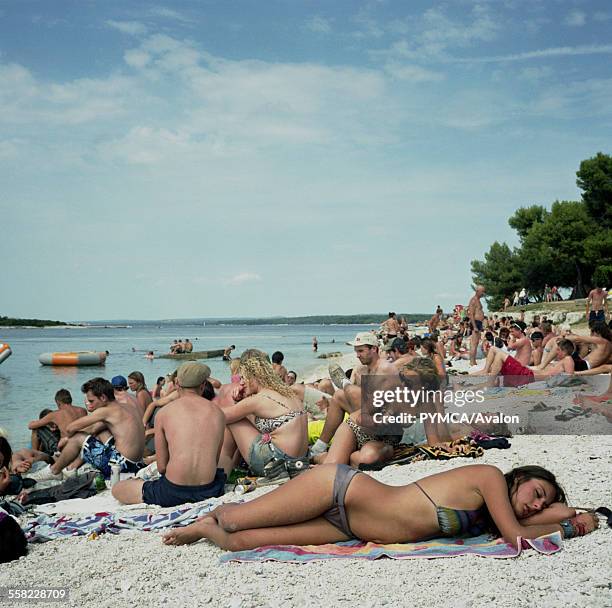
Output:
[
  {"xmin": 163, "ymin": 463, "xmax": 598, "ymax": 550},
  {"xmin": 217, "ymin": 354, "xmax": 309, "ymax": 479}
]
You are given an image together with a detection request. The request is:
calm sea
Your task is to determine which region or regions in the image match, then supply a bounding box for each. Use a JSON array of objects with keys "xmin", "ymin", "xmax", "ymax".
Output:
[{"xmin": 0, "ymin": 323, "xmax": 374, "ymax": 449}]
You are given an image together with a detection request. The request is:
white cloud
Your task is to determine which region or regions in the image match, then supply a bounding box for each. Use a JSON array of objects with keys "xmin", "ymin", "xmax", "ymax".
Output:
[
  {"xmin": 565, "ymin": 10, "xmax": 586, "ymax": 27},
  {"xmin": 148, "ymin": 6, "xmax": 194, "ymax": 25},
  {"xmin": 518, "ymin": 66, "xmax": 554, "ymax": 82},
  {"xmin": 225, "ymin": 273, "xmax": 262, "ymax": 286},
  {"xmin": 106, "ymin": 20, "xmax": 148, "ymax": 36},
  {"xmin": 305, "ymin": 16, "xmax": 332, "ymax": 34},
  {"xmin": 452, "ymin": 44, "xmax": 612, "ymax": 63},
  {"xmin": 384, "ymin": 62, "xmax": 445, "ymax": 82}
]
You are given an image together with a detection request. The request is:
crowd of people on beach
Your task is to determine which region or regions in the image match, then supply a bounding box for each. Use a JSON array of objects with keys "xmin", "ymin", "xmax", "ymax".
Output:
[{"xmin": 2, "ymin": 286, "xmax": 611, "ymax": 563}]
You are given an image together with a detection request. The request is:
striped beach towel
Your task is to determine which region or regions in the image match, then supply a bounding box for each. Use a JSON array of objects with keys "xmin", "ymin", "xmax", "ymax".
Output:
[{"xmin": 220, "ymin": 532, "xmax": 562, "ymax": 563}]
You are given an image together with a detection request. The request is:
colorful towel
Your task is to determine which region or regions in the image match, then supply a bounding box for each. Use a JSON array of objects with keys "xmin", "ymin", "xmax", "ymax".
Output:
[
  {"xmin": 220, "ymin": 532, "xmax": 562, "ymax": 563},
  {"xmin": 24, "ymin": 499, "xmax": 223, "ymax": 543}
]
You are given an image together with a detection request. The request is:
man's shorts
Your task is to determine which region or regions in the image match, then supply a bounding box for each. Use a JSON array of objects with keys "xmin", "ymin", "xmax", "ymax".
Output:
[
  {"xmin": 474, "ymin": 320, "xmax": 483, "ymax": 332},
  {"xmin": 81, "ymin": 435, "xmax": 144, "ymax": 479},
  {"xmin": 142, "ymin": 469, "xmax": 226, "ymax": 507},
  {"xmin": 500, "ymin": 355, "xmax": 535, "ymax": 388},
  {"xmin": 589, "ymin": 310, "xmax": 605, "ymax": 323}
]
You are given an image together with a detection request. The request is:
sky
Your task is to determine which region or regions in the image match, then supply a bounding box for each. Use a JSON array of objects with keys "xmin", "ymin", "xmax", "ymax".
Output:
[{"xmin": 1, "ymin": 0, "xmax": 610, "ymax": 321}]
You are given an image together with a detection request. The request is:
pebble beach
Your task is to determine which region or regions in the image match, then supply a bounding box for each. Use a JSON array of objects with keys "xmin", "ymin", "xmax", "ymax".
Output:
[{"xmin": 2, "ymin": 434, "xmax": 611, "ymax": 608}]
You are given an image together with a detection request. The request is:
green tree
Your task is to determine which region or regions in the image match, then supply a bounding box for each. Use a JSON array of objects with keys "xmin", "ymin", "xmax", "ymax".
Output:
[
  {"xmin": 508, "ymin": 205, "xmax": 548, "ymax": 242},
  {"xmin": 471, "ymin": 242, "xmax": 522, "ymax": 310},
  {"xmin": 576, "ymin": 152, "xmax": 612, "ymax": 228}
]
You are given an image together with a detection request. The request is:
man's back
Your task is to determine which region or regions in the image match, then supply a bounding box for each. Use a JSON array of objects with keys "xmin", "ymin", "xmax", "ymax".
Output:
[
  {"xmin": 157, "ymin": 394, "xmax": 225, "ymax": 486},
  {"xmin": 101, "ymin": 401, "xmax": 145, "ymax": 463},
  {"xmin": 54, "ymin": 405, "xmax": 87, "ymax": 436}
]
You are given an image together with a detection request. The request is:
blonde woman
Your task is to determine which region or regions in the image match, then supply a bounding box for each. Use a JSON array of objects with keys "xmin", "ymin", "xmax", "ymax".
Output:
[{"xmin": 219, "ymin": 354, "xmax": 308, "ymax": 479}]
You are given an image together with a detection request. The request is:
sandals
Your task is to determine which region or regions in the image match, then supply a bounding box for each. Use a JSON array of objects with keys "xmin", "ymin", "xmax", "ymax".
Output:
[
  {"xmin": 554, "ymin": 406, "xmax": 590, "ymax": 421},
  {"xmin": 530, "ymin": 401, "xmax": 556, "ymax": 412}
]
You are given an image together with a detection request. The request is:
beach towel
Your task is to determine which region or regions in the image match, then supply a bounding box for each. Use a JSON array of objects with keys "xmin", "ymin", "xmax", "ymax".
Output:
[
  {"xmin": 24, "ymin": 499, "xmax": 227, "ymax": 543},
  {"xmin": 359, "ymin": 437, "xmax": 484, "ymax": 471},
  {"xmin": 220, "ymin": 532, "xmax": 563, "ymax": 563}
]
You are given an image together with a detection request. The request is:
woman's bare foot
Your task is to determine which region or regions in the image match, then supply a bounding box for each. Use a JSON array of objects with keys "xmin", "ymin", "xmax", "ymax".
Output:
[{"xmin": 162, "ymin": 516, "xmax": 216, "ymax": 546}]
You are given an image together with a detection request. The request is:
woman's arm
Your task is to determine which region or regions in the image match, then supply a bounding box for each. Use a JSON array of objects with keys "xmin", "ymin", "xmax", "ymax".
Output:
[
  {"xmin": 478, "ymin": 466, "xmax": 564, "ymax": 548},
  {"xmin": 222, "ymin": 395, "xmax": 260, "ymax": 424},
  {"xmin": 520, "ymin": 502, "xmax": 576, "ymax": 526}
]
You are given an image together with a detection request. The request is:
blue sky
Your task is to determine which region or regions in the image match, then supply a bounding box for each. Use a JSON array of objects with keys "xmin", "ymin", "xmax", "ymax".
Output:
[{"xmin": 1, "ymin": 1, "xmax": 610, "ymax": 321}]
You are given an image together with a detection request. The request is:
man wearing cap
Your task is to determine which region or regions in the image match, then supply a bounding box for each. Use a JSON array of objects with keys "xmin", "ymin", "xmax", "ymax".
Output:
[
  {"xmin": 112, "ymin": 362, "xmax": 227, "ymax": 507},
  {"xmin": 111, "ymin": 375, "xmax": 142, "ymax": 415},
  {"xmin": 311, "ymin": 332, "xmax": 395, "ymax": 456}
]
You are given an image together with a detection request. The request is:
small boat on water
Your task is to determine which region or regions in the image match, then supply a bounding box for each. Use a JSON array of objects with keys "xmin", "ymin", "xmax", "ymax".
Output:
[
  {"xmin": 157, "ymin": 349, "xmax": 225, "ymax": 361},
  {"xmin": 0, "ymin": 343, "xmax": 12, "ymax": 365},
  {"xmin": 39, "ymin": 351, "xmax": 107, "ymax": 366}
]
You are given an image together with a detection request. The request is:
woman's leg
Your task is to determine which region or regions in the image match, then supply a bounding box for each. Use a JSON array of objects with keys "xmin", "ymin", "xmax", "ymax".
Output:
[
  {"xmin": 163, "ymin": 464, "xmax": 341, "ymax": 545},
  {"xmin": 323, "ymin": 421, "xmax": 357, "ymax": 465},
  {"xmin": 224, "ymin": 419, "xmax": 260, "ymax": 466},
  {"xmin": 349, "ymin": 441, "xmax": 393, "ymax": 467},
  {"xmin": 164, "ymin": 515, "xmax": 349, "ymax": 548}
]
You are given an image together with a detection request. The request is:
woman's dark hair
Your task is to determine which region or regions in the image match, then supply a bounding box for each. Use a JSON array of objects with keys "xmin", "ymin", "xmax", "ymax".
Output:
[
  {"xmin": 156, "ymin": 376, "xmax": 165, "ymax": 385},
  {"xmin": 0, "ymin": 436, "xmax": 12, "ymax": 469},
  {"xmin": 485, "ymin": 466, "xmax": 567, "ymax": 536},
  {"xmin": 420, "ymin": 338, "xmax": 436, "ymax": 357},
  {"xmin": 591, "ymin": 321, "xmax": 612, "ymax": 342},
  {"xmin": 201, "ymin": 380, "xmax": 216, "ymax": 401},
  {"xmin": 0, "ymin": 513, "xmax": 28, "ymax": 563},
  {"xmin": 271, "ymin": 351, "xmax": 284, "ymax": 364},
  {"xmin": 81, "ymin": 377, "xmax": 114, "ymax": 401}
]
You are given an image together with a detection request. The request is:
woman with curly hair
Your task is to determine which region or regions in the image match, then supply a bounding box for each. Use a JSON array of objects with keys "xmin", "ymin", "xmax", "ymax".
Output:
[{"xmin": 218, "ymin": 352, "xmax": 308, "ymax": 480}]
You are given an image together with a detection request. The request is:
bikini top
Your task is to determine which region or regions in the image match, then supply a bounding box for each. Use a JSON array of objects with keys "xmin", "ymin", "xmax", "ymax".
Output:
[
  {"xmin": 414, "ymin": 482, "xmax": 488, "ymax": 537},
  {"xmin": 253, "ymin": 394, "xmax": 305, "ymax": 434}
]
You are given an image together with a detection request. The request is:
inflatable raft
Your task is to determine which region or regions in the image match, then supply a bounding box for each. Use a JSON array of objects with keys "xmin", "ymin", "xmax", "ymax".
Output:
[
  {"xmin": 0, "ymin": 343, "xmax": 12, "ymax": 365},
  {"xmin": 38, "ymin": 351, "xmax": 107, "ymax": 366}
]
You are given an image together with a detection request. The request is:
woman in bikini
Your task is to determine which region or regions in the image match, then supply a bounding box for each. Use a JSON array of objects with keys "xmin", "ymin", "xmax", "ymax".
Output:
[
  {"xmin": 217, "ymin": 353, "xmax": 308, "ymax": 479},
  {"xmin": 163, "ymin": 462, "xmax": 599, "ymax": 550}
]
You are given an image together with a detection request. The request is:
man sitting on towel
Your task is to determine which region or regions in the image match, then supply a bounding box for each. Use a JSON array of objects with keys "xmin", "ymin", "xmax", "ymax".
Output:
[{"xmin": 112, "ymin": 362, "xmax": 227, "ymax": 507}]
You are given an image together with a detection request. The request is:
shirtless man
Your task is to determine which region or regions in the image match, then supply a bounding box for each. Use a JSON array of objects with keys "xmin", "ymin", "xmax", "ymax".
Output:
[
  {"xmin": 272, "ymin": 351, "xmax": 289, "ymax": 383},
  {"xmin": 223, "ymin": 345, "xmax": 236, "ymax": 361},
  {"xmin": 427, "ymin": 306, "xmax": 443, "ymax": 335},
  {"xmin": 474, "ymin": 322, "xmax": 532, "ymax": 379},
  {"xmin": 529, "ymin": 332, "xmax": 544, "ymax": 366},
  {"xmin": 184, "ymin": 339, "xmax": 194, "ymax": 353},
  {"xmin": 111, "ymin": 375, "xmax": 142, "ymax": 413},
  {"xmin": 382, "ymin": 312, "xmax": 400, "ymax": 338},
  {"xmin": 311, "ymin": 332, "xmax": 395, "ymax": 455},
  {"xmin": 386, "ymin": 338, "xmax": 416, "ymax": 370},
  {"xmin": 478, "ymin": 339, "xmax": 575, "ymax": 388},
  {"xmin": 113, "ymin": 362, "xmax": 226, "ymax": 507},
  {"xmin": 538, "ymin": 321, "xmax": 612, "ymax": 374},
  {"xmin": 27, "ymin": 389, "xmax": 87, "ymax": 463},
  {"xmin": 467, "ymin": 285, "xmax": 486, "ymax": 366},
  {"xmin": 30, "ymin": 377, "xmax": 145, "ymax": 481},
  {"xmin": 586, "ymin": 286, "xmax": 609, "ymax": 324}
]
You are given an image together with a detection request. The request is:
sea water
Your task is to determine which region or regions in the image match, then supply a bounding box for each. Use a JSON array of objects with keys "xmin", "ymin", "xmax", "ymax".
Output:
[{"xmin": 0, "ymin": 323, "xmax": 374, "ymax": 449}]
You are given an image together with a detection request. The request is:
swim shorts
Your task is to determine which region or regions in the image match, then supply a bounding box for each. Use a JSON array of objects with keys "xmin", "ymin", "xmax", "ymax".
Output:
[
  {"xmin": 473, "ymin": 320, "xmax": 483, "ymax": 332},
  {"xmin": 142, "ymin": 469, "xmax": 226, "ymax": 507},
  {"xmin": 81, "ymin": 435, "xmax": 144, "ymax": 479},
  {"xmin": 589, "ymin": 310, "xmax": 605, "ymax": 323},
  {"xmin": 500, "ymin": 355, "xmax": 535, "ymax": 387}
]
